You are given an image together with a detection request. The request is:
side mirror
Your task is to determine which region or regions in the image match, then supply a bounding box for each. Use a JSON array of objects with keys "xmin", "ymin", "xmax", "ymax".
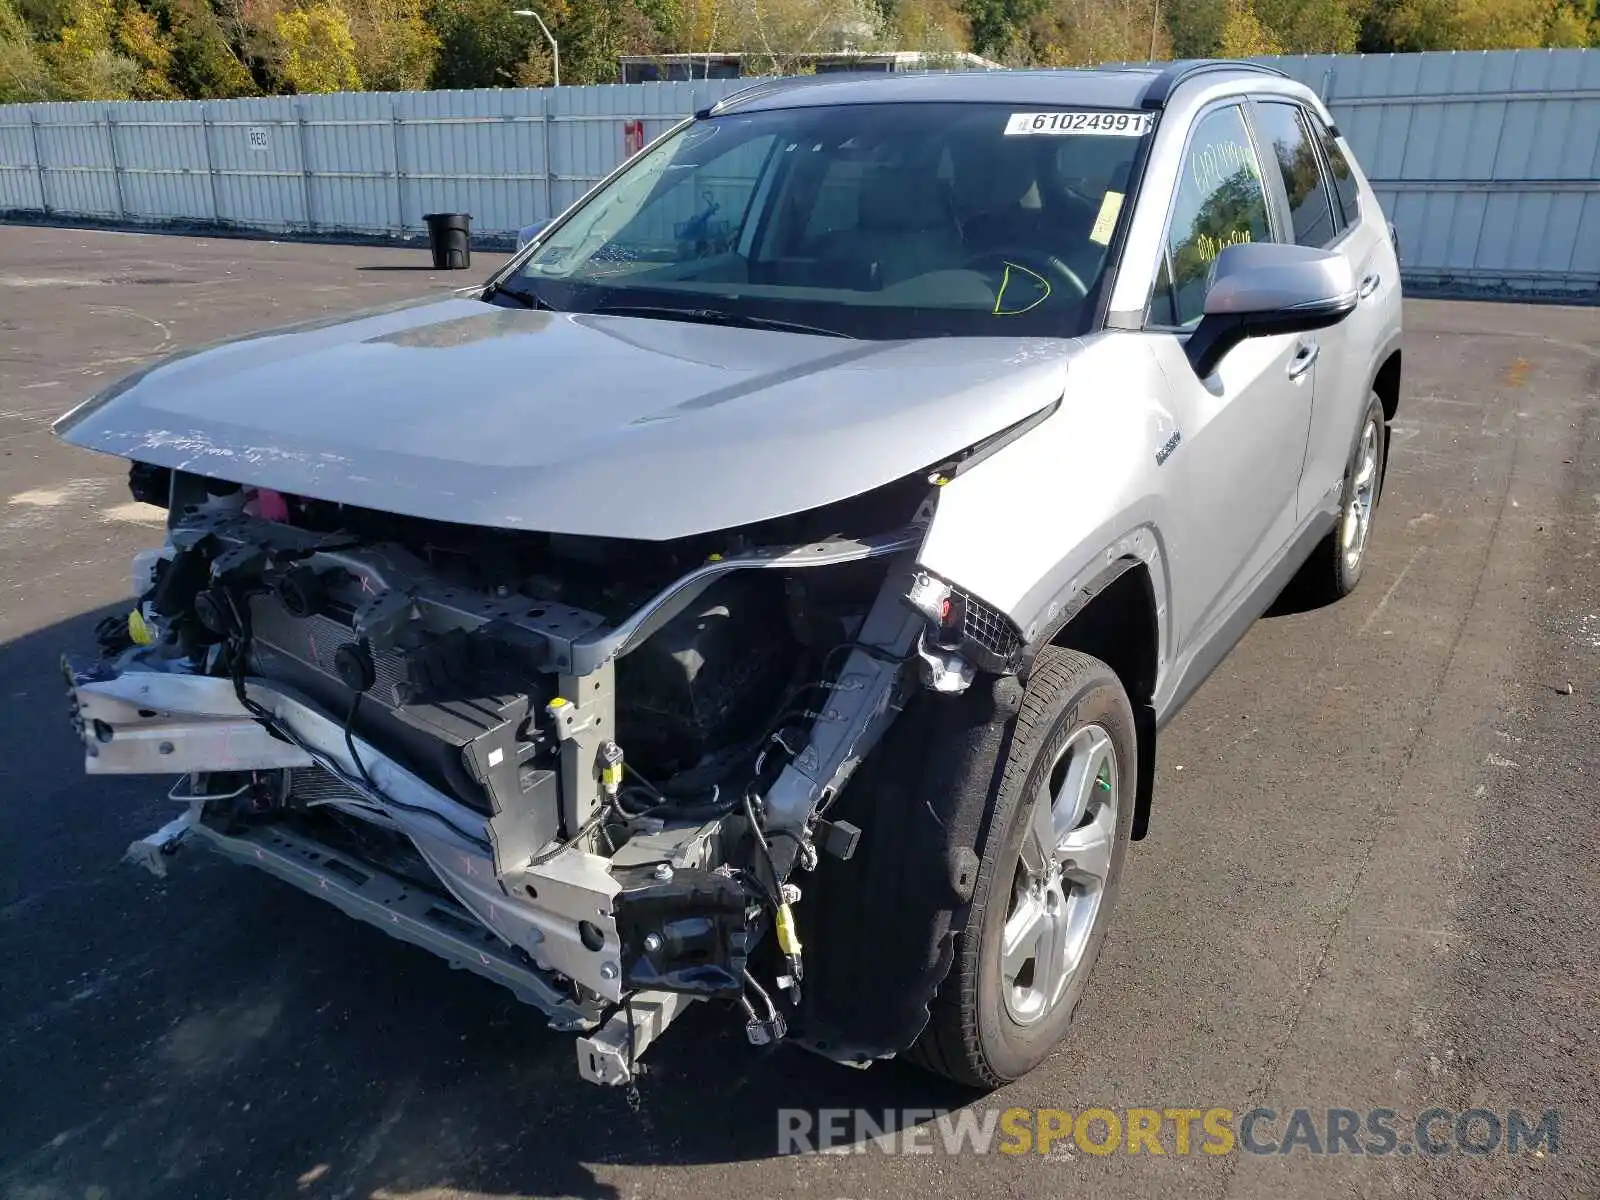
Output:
[
  {"xmin": 1185, "ymin": 242, "xmax": 1357, "ymax": 379},
  {"xmin": 516, "ymin": 217, "xmax": 554, "ymax": 251}
]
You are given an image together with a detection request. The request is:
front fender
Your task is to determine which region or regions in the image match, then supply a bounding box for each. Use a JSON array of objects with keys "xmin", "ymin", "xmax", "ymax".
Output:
[{"xmin": 915, "ymin": 335, "xmax": 1176, "ymax": 686}]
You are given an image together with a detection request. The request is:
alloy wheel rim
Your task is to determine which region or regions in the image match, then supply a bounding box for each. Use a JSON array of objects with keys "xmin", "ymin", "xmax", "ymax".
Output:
[
  {"xmin": 1341, "ymin": 418, "xmax": 1379, "ymax": 573},
  {"xmin": 1000, "ymin": 723, "xmax": 1118, "ymax": 1028}
]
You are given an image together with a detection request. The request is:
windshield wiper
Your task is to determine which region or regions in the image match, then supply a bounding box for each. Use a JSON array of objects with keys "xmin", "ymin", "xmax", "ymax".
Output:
[
  {"xmin": 592, "ymin": 303, "xmax": 854, "ymax": 339},
  {"xmin": 483, "ymin": 279, "xmax": 557, "ymax": 310}
]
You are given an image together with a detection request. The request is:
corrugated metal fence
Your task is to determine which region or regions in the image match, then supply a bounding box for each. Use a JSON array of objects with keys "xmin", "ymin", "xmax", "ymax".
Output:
[
  {"xmin": 0, "ymin": 82, "xmax": 739, "ymax": 241},
  {"xmin": 1280, "ymin": 50, "xmax": 1600, "ymax": 291},
  {"xmin": 2, "ymin": 49, "xmax": 1598, "ymax": 291}
]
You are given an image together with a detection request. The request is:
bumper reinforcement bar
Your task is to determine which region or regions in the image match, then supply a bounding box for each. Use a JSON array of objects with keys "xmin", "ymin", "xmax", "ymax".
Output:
[{"xmin": 170, "ymin": 811, "xmax": 600, "ymax": 1028}]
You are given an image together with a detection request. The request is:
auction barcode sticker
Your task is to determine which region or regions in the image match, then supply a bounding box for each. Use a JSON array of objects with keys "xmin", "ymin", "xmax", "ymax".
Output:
[{"xmin": 1004, "ymin": 111, "xmax": 1155, "ymax": 136}]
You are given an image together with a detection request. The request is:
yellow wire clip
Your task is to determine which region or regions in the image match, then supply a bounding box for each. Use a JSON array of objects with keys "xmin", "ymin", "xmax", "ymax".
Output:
[
  {"xmin": 775, "ymin": 902, "xmax": 802, "ymax": 956},
  {"xmin": 127, "ymin": 609, "xmax": 155, "ymax": 646}
]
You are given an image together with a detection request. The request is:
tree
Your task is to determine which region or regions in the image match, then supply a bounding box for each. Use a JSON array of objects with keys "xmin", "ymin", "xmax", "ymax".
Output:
[
  {"xmin": 0, "ymin": 0, "xmax": 56, "ymax": 99},
  {"xmin": 1255, "ymin": 0, "xmax": 1371, "ymax": 52},
  {"xmin": 887, "ymin": 0, "xmax": 971, "ymax": 52},
  {"xmin": 167, "ymin": 0, "xmax": 257, "ymax": 95},
  {"xmin": 345, "ymin": 0, "xmax": 437, "ymax": 90},
  {"xmin": 2, "ymin": 0, "xmax": 1590, "ymax": 105},
  {"xmin": 559, "ymin": 0, "xmax": 673, "ymax": 84},
  {"xmin": 275, "ymin": 0, "xmax": 358, "ymax": 89},
  {"xmin": 960, "ymin": 0, "xmax": 1046, "ymax": 57},
  {"xmin": 427, "ymin": 0, "xmax": 536, "ymax": 87},
  {"xmin": 1544, "ymin": 1, "xmax": 1588, "ymax": 42},
  {"xmin": 707, "ymin": 0, "xmax": 887, "ymax": 75},
  {"xmin": 116, "ymin": 3, "xmax": 181, "ymax": 97},
  {"xmin": 1379, "ymin": 0, "xmax": 1590, "ymax": 48},
  {"xmin": 42, "ymin": 0, "xmax": 144, "ymax": 97},
  {"xmin": 1012, "ymin": 0, "xmax": 1168, "ymax": 66},
  {"xmin": 1164, "ymin": 0, "xmax": 1222, "ymax": 56},
  {"xmin": 1216, "ymin": 0, "xmax": 1281, "ymax": 54}
]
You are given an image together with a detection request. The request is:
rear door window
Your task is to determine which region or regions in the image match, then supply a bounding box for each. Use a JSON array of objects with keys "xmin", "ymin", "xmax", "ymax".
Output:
[{"xmin": 1254, "ymin": 101, "xmax": 1341, "ymax": 248}]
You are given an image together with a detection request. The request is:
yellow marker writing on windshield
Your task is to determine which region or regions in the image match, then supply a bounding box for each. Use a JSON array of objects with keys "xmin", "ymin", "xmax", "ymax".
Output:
[{"xmin": 993, "ymin": 260, "xmax": 1052, "ymax": 317}]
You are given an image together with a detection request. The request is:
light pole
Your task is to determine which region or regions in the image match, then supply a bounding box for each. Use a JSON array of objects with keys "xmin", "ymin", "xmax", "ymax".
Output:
[{"xmin": 512, "ymin": 9, "xmax": 560, "ymax": 88}]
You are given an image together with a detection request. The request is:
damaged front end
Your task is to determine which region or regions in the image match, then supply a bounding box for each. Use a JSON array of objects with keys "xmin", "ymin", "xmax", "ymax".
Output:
[{"xmin": 66, "ymin": 463, "xmax": 1018, "ymax": 1084}]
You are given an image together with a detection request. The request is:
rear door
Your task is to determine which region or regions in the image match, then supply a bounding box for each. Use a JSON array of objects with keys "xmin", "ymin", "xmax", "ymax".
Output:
[{"xmin": 1249, "ymin": 98, "xmax": 1387, "ymax": 517}]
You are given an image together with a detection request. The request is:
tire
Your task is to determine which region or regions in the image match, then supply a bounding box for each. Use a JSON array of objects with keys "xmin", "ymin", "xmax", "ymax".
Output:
[
  {"xmin": 1295, "ymin": 391, "xmax": 1387, "ymax": 604},
  {"xmin": 907, "ymin": 648, "xmax": 1136, "ymax": 1088}
]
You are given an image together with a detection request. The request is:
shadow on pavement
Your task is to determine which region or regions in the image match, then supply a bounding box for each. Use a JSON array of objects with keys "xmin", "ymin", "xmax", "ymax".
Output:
[
  {"xmin": 356, "ymin": 264, "xmax": 460, "ymax": 273},
  {"xmin": 0, "ymin": 603, "xmax": 977, "ymax": 1200}
]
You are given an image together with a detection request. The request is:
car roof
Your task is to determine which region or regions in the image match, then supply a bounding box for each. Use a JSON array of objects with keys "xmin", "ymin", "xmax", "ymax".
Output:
[{"xmin": 710, "ymin": 61, "xmax": 1289, "ymax": 117}]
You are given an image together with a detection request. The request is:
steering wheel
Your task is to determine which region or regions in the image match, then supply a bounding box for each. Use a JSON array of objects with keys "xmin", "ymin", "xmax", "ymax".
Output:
[{"xmin": 962, "ymin": 247, "xmax": 1089, "ymax": 302}]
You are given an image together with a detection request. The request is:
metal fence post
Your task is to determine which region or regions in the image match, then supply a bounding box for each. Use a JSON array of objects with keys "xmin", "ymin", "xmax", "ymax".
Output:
[
  {"xmin": 541, "ymin": 91, "xmax": 555, "ymax": 221},
  {"xmin": 200, "ymin": 103, "xmax": 220, "ymax": 223},
  {"xmin": 26, "ymin": 110, "xmax": 48, "ymax": 215},
  {"xmin": 104, "ymin": 105, "xmax": 127, "ymax": 218},
  {"xmin": 296, "ymin": 102, "xmax": 314, "ymax": 230},
  {"xmin": 391, "ymin": 98, "xmax": 405, "ymax": 234}
]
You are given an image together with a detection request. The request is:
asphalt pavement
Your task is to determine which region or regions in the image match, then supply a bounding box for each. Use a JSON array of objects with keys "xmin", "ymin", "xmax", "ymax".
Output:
[{"xmin": 1, "ymin": 226, "xmax": 1596, "ymax": 1200}]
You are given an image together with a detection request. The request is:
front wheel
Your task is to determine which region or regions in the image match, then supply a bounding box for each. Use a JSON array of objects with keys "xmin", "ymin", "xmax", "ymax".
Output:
[{"xmin": 909, "ymin": 648, "xmax": 1136, "ymax": 1087}]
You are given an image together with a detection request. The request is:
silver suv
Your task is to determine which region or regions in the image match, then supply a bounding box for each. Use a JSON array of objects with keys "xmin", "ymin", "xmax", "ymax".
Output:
[{"xmin": 58, "ymin": 60, "xmax": 1403, "ymax": 1089}]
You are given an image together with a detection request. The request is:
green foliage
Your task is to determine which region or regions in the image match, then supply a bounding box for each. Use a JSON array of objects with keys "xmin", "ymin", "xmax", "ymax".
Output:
[
  {"xmin": 426, "ymin": 0, "xmax": 534, "ymax": 87},
  {"xmin": 40, "ymin": 0, "xmax": 147, "ymax": 97},
  {"xmin": 347, "ymin": 0, "xmax": 438, "ymax": 91},
  {"xmin": 882, "ymin": 0, "xmax": 969, "ymax": 51},
  {"xmin": 1164, "ymin": 0, "xmax": 1223, "ymax": 57},
  {"xmin": 276, "ymin": 0, "xmax": 358, "ymax": 89},
  {"xmin": 1255, "ymin": 0, "xmax": 1371, "ymax": 52},
  {"xmin": 1, "ymin": 0, "xmax": 58, "ymax": 99},
  {"xmin": 2, "ymin": 0, "xmax": 35, "ymax": 41},
  {"xmin": 15, "ymin": 0, "xmax": 70, "ymax": 39},
  {"xmin": 1545, "ymin": 1, "xmax": 1588, "ymax": 44},
  {"xmin": 1012, "ymin": 0, "xmax": 1167, "ymax": 68},
  {"xmin": 558, "ymin": 0, "xmax": 673, "ymax": 84},
  {"xmin": 116, "ymin": 2, "xmax": 181, "ymax": 95},
  {"xmin": 0, "ymin": 0, "xmax": 1592, "ymax": 103},
  {"xmin": 1217, "ymin": 0, "xmax": 1282, "ymax": 55},
  {"xmin": 1378, "ymin": 0, "xmax": 1593, "ymax": 49},
  {"xmin": 960, "ymin": 0, "xmax": 1046, "ymax": 57},
  {"xmin": 166, "ymin": 0, "xmax": 257, "ymax": 95}
]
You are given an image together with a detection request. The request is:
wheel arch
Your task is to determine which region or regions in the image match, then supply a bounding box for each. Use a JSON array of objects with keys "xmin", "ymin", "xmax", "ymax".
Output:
[
  {"xmin": 1373, "ymin": 344, "xmax": 1402, "ymax": 423},
  {"xmin": 1024, "ymin": 552, "xmax": 1163, "ymax": 840}
]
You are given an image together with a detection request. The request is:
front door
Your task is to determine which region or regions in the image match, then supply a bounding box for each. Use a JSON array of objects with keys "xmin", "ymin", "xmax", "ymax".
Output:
[{"xmin": 1142, "ymin": 102, "xmax": 1315, "ymax": 651}]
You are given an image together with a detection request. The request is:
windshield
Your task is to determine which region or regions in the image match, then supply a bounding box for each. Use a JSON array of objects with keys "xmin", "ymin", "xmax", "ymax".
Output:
[{"xmin": 492, "ymin": 101, "xmax": 1150, "ymax": 339}]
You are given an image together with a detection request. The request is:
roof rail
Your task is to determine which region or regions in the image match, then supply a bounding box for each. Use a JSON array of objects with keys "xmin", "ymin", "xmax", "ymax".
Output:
[
  {"xmin": 702, "ymin": 72, "xmax": 885, "ymax": 118},
  {"xmin": 1137, "ymin": 59, "xmax": 1288, "ymax": 109}
]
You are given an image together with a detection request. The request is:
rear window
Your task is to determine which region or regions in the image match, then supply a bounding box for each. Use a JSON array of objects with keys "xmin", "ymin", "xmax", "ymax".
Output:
[{"xmin": 1308, "ymin": 111, "xmax": 1361, "ymax": 226}]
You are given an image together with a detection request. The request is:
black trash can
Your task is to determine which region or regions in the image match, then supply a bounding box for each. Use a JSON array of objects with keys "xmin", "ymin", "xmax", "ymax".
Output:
[{"xmin": 423, "ymin": 212, "xmax": 472, "ymax": 269}]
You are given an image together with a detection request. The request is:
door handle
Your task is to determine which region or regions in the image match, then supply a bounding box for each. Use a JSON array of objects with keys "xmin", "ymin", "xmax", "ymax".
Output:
[
  {"xmin": 1286, "ymin": 341, "xmax": 1319, "ymax": 382},
  {"xmin": 1359, "ymin": 272, "xmax": 1381, "ymax": 299}
]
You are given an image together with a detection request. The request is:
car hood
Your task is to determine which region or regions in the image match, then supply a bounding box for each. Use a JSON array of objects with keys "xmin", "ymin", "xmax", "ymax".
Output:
[{"xmin": 55, "ymin": 294, "xmax": 1081, "ymax": 539}]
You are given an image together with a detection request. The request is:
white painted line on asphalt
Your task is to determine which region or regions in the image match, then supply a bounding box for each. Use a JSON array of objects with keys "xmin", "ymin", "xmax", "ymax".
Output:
[{"xmin": 1360, "ymin": 545, "xmax": 1427, "ymax": 637}]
